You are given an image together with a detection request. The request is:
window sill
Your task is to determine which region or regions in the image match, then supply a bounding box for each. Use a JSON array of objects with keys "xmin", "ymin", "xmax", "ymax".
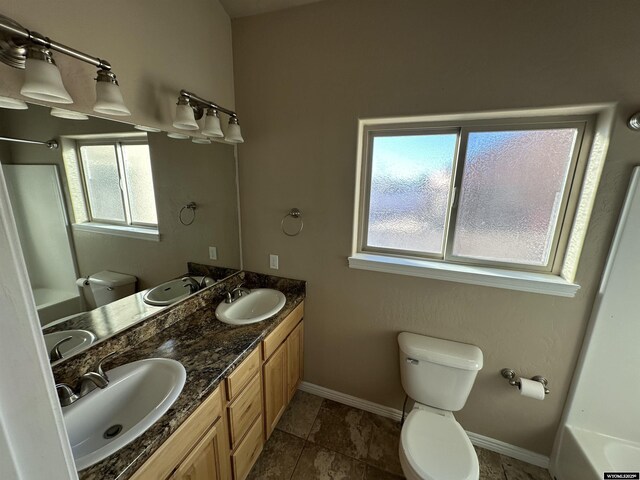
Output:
[
  {"xmin": 72, "ymin": 222, "xmax": 160, "ymax": 241},
  {"xmin": 347, "ymin": 253, "xmax": 580, "ymax": 297}
]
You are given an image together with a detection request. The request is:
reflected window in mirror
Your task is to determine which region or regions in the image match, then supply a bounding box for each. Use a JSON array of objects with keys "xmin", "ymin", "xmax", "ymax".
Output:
[{"xmin": 61, "ymin": 133, "xmax": 160, "ymax": 240}]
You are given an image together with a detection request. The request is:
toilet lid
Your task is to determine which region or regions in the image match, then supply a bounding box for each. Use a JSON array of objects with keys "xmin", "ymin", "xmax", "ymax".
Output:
[{"xmin": 401, "ymin": 409, "xmax": 479, "ymax": 480}]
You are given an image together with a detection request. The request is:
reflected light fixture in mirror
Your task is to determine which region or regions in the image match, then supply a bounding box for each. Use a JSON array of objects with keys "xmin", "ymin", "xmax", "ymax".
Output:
[
  {"xmin": 134, "ymin": 125, "xmax": 162, "ymax": 133},
  {"xmin": 0, "ymin": 95, "xmax": 28, "ymax": 109},
  {"xmin": 167, "ymin": 132, "xmax": 190, "ymax": 139},
  {"xmin": 50, "ymin": 108, "xmax": 89, "ymax": 120},
  {"xmin": 20, "ymin": 47, "xmax": 73, "ymax": 104},
  {"xmin": 192, "ymin": 137, "xmax": 211, "ymax": 144}
]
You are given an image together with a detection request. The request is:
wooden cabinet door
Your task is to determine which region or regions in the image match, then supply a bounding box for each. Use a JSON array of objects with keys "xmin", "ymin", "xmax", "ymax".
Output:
[
  {"xmin": 170, "ymin": 419, "xmax": 230, "ymax": 480},
  {"xmin": 286, "ymin": 321, "xmax": 304, "ymax": 402},
  {"xmin": 263, "ymin": 341, "xmax": 287, "ymax": 439}
]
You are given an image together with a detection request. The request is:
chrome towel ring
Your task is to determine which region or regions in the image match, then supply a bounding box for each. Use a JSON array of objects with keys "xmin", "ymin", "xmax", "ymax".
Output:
[
  {"xmin": 281, "ymin": 208, "xmax": 303, "ymax": 236},
  {"xmin": 179, "ymin": 202, "xmax": 197, "ymax": 226}
]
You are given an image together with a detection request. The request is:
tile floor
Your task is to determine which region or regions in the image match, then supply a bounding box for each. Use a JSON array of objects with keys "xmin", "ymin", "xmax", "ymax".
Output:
[{"xmin": 248, "ymin": 391, "xmax": 553, "ymax": 480}]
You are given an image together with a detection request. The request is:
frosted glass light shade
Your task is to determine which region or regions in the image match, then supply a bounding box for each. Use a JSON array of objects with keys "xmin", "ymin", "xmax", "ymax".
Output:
[
  {"xmin": 167, "ymin": 132, "xmax": 189, "ymax": 139},
  {"xmin": 225, "ymin": 122, "xmax": 244, "ymax": 144},
  {"xmin": 20, "ymin": 57, "xmax": 73, "ymax": 104},
  {"xmin": 173, "ymin": 104, "xmax": 199, "ymax": 130},
  {"xmin": 50, "ymin": 108, "xmax": 89, "ymax": 120},
  {"xmin": 202, "ymin": 112, "xmax": 223, "ymax": 137},
  {"xmin": 0, "ymin": 95, "xmax": 28, "ymax": 110},
  {"xmin": 94, "ymin": 81, "xmax": 131, "ymax": 116},
  {"xmin": 192, "ymin": 137, "xmax": 212, "ymax": 144}
]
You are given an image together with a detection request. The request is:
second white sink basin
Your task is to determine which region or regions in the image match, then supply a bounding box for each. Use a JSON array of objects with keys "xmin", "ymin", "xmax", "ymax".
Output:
[
  {"xmin": 44, "ymin": 329, "xmax": 96, "ymax": 360},
  {"xmin": 215, "ymin": 288, "xmax": 286, "ymax": 325},
  {"xmin": 63, "ymin": 358, "xmax": 186, "ymax": 471},
  {"xmin": 143, "ymin": 276, "xmax": 208, "ymax": 306}
]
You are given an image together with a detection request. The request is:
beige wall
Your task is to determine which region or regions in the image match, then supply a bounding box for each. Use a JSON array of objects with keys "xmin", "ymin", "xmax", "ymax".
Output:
[
  {"xmin": 0, "ymin": 0, "xmax": 235, "ymax": 133},
  {"xmin": 1, "ymin": 105, "xmax": 240, "ymax": 290},
  {"xmin": 232, "ymin": 0, "xmax": 640, "ymax": 454}
]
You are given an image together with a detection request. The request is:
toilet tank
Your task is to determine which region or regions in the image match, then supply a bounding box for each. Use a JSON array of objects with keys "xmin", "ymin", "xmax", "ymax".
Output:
[
  {"xmin": 398, "ymin": 332, "xmax": 483, "ymax": 411},
  {"xmin": 88, "ymin": 270, "xmax": 137, "ymax": 307}
]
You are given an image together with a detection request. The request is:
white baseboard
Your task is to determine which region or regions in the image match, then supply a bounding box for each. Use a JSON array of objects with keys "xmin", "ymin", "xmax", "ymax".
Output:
[{"xmin": 298, "ymin": 381, "xmax": 549, "ymax": 469}]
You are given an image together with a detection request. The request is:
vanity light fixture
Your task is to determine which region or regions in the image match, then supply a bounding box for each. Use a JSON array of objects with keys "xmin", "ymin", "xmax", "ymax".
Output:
[
  {"xmin": 0, "ymin": 95, "xmax": 28, "ymax": 109},
  {"xmin": 201, "ymin": 108, "xmax": 223, "ymax": 138},
  {"xmin": 192, "ymin": 137, "xmax": 211, "ymax": 144},
  {"xmin": 225, "ymin": 117, "xmax": 244, "ymax": 144},
  {"xmin": 0, "ymin": 14, "xmax": 131, "ymax": 115},
  {"xmin": 173, "ymin": 96, "xmax": 200, "ymax": 130},
  {"xmin": 20, "ymin": 46, "xmax": 73, "ymax": 103},
  {"xmin": 167, "ymin": 132, "xmax": 190, "ymax": 140},
  {"xmin": 50, "ymin": 108, "xmax": 89, "ymax": 120},
  {"xmin": 173, "ymin": 90, "xmax": 244, "ymax": 143},
  {"xmin": 93, "ymin": 70, "xmax": 130, "ymax": 116},
  {"xmin": 134, "ymin": 125, "xmax": 162, "ymax": 133},
  {"xmin": 628, "ymin": 112, "xmax": 640, "ymax": 130}
]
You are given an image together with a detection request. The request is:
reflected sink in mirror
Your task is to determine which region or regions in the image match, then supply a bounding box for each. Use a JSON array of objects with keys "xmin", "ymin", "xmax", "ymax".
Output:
[
  {"xmin": 215, "ymin": 288, "xmax": 286, "ymax": 325},
  {"xmin": 63, "ymin": 358, "xmax": 186, "ymax": 471},
  {"xmin": 143, "ymin": 276, "xmax": 214, "ymax": 306},
  {"xmin": 43, "ymin": 329, "xmax": 96, "ymax": 361}
]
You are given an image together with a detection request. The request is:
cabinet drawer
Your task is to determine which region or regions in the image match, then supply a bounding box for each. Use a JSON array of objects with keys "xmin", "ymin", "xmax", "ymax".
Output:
[
  {"xmin": 262, "ymin": 301, "xmax": 304, "ymax": 361},
  {"xmin": 228, "ymin": 374, "xmax": 262, "ymax": 450},
  {"xmin": 231, "ymin": 415, "xmax": 264, "ymax": 480},
  {"xmin": 226, "ymin": 347, "xmax": 260, "ymax": 401},
  {"xmin": 131, "ymin": 386, "xmax": 223, "ymax": 480}
]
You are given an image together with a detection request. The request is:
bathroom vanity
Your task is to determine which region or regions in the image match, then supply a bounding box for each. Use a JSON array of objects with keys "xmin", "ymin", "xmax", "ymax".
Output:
[{"xmin": 52, "ymin": 271, "xmax": 306, "ymax": 480}]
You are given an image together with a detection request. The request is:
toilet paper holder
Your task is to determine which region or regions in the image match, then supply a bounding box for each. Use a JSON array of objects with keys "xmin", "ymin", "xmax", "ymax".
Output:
[{"xmin": 501, "ymin": 368, "xmax": 550, "ymax": 395}]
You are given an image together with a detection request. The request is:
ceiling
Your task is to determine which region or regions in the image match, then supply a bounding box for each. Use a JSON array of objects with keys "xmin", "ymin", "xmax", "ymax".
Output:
[{"xmin": 219, "ymin": 0, "xmax": 325, "ymax": 18}]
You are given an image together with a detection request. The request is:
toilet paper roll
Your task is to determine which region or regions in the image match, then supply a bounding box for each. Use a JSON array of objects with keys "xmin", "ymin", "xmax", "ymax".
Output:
[
  {"xmin": 75, "ymin": 277, "xmax": 88, "ymax": 287},
  {"xmin": 519, "ymin": 378, "xmax": 546, "ymax": 400}
]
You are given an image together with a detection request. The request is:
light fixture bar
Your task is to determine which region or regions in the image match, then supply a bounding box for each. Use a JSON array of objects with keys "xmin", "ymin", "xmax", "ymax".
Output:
[
  {"xmin": 180, "ymin": 89, "xmax": 237, "ymax": 118},
  {"xmin": 0, "ymin": 14, "xmax": 111, "ymax": 70},
  {"xmin": 0, "ymin": 134, "xmax": 58, "ymax": 149}
]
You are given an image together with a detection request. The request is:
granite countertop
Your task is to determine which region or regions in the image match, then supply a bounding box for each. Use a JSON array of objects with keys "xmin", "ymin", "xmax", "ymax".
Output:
[
  {"xmin": 58, "ymin": 272, "xmax": 305, "ymax": 480},
  {"xmin": 42, "ymin": 263, "xmax": 240, "ymax": 364}
]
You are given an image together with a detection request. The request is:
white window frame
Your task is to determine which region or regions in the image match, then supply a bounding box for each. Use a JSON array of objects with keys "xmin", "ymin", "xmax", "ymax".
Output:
[
  {"xmin": 349, "ymin": 104, "xmax": 616, "ymax": 297},
  {"xmin": 61, "ymin": 133, "xmax": 160, "ymax": 241}
]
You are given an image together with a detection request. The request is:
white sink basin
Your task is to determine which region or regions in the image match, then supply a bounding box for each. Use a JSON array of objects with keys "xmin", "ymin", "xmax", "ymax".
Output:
[
  {"xmin": 63, "ymin": 358, "xmax": 186, "ymax": 471},
  {"xmin": 215, "ymin": 289, "xmax": 286, "ymax": 325},
  {"xmin": 143, "ymin": 276, "xmax": 208, "ymax": 306},
  {"xmin": 43, "ymin": 329, "xmax": 96, "ymax": 360}
]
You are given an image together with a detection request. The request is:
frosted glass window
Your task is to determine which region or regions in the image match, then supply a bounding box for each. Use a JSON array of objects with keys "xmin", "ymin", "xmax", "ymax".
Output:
[
  {"xmin": 80, "ymin": 145, "xmax": 125, "ymax": 222},
  {"xmin": 366, "ymin": 134, "xmax": 457, "ymax": 254},
  {"xmin": 78, "ymin": 139, "xmax": 157, "ymax": 228},
  {"xmin": 357, "ymin": 117, "xmax": 589, "ymax": 274},
  {"xmin": 122, "ymin": 144, "xmax": 157, "ymax": 225},
  {"xmin": 452, "ymin": 129, "xmax": 578, "ymax": 265}
]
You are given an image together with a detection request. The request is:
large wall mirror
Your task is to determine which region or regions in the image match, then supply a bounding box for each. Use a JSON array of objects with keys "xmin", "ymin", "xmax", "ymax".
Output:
[{"xmin": 0, "ymin": 103, "xmax": 241, "ymax": 363}]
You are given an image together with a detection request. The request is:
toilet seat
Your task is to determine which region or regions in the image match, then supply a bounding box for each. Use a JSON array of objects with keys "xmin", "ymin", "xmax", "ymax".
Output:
[{"xmin": 399, "ymin": 408, "xmax": 479, "ymax": 480}]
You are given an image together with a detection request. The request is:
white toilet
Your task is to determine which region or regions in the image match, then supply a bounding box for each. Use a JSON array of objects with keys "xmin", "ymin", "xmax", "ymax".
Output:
[
  {"xmin": 80, "ymin": 270, "xmax": 137, "ymax": 309},
  {"xmin": 398, "ymin": 332, "xmax": 483, "ymax": 480}
]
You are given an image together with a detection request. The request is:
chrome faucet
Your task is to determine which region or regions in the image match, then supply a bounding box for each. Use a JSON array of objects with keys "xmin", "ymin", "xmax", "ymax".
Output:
[
  {"xmin": 181, "ymin": 276, "xmax": 200, "ymax": 294},
  {"xmin": 225, "ymin": 283, "xmax": 251, "ymax": 304},
  {"xmin": 49, "ymin": 335, "xmax": 73, "ymax": 362},
  {"xmin": 55, "ymin": 352, "xmax": 115, "ymax": 406}
]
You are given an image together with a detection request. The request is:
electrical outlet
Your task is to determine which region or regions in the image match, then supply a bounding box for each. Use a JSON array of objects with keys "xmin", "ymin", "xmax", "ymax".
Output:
[
  {"xmin": 269, "ymin": 254, "xmax": 279, "ymax": 270},
  {"xmin": 209, "ymin": 246, "xmax": 218, "ymax": 260}
]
